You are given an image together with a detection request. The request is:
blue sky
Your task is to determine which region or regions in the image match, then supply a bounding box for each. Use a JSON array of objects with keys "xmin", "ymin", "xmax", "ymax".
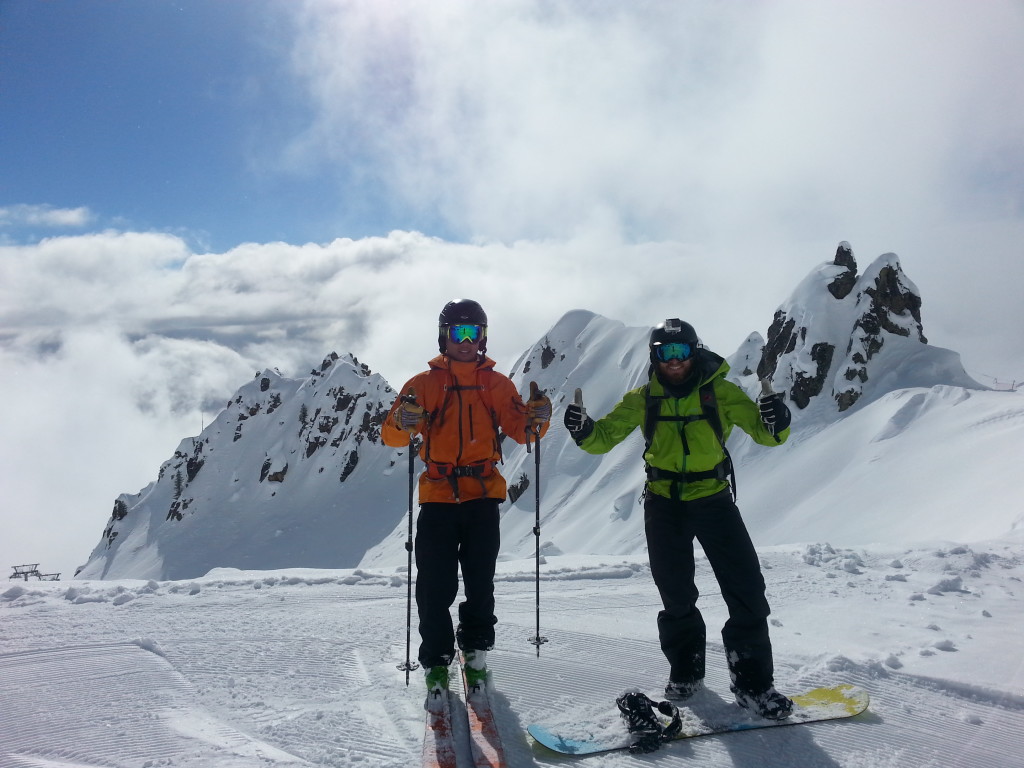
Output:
[
  {"xmin": 1, "ymin": 0, "xmax": 442, "ymax": 249},
  {"xmin": 7, "ymin": 0, "xmax": 1020, "ymax": 256},
  {"xmin": 1, "ymin": 0, "xmax": 1023, "ymax": 576}
]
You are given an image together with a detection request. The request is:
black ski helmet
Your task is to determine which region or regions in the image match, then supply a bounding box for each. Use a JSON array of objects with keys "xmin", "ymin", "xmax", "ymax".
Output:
[
  {"xmin": 438, "ymin": 299, "xmax": 488, "ymax": 353},
  {"xmin": 649, "ymin": 318, "xmax": 699, "ymax": 364}
]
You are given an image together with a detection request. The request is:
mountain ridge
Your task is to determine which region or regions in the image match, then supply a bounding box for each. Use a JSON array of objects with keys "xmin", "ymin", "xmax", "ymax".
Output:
[{"xmin": 78, "ymin": 244, "xmax": 1016, "ymax": 580}]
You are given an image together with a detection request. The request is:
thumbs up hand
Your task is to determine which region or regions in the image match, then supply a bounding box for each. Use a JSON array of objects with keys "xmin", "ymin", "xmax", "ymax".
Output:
[{"xmin": 563, "ymin": 388, "xmax": 594, "ymax": 440}]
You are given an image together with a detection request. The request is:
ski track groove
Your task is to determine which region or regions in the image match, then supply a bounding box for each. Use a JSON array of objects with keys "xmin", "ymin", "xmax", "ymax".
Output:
[{"xmin": 0, "ymin": 643, "xmax": 296, "ymax": 767}]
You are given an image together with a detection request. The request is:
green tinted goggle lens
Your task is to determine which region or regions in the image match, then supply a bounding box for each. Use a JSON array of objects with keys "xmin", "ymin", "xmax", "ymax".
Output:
[
  {"xmin": 447, "ymin": 324, "xmax": 485, "ymax": 343},
  {"xmin": 655, "ymin": 342, "xmax": 693, "ymax": 362}
]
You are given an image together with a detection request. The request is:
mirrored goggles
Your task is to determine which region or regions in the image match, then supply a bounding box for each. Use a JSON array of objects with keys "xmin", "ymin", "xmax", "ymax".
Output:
[
  {"xmin": 446, "ymin": 324, "xmax": 486, "ymax": 344},
  {"xmin": 654, "ymin": 342, "xmax": 694, "ymax": 362}
]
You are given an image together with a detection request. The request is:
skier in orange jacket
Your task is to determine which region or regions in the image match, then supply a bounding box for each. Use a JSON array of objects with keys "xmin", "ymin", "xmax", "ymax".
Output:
[{"xmin": 382, "ymin": 299, "xmax": 551, "ymax": 694}]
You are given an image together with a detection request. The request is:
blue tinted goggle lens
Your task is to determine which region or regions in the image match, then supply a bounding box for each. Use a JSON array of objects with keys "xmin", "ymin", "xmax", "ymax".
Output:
[
  {"xmin": 447, "ymin": 324, "xmax": 484, "ymax": 343},
  {"xmin": 655, "ymin": 342, "xmax": 693, "ymax": 362}
]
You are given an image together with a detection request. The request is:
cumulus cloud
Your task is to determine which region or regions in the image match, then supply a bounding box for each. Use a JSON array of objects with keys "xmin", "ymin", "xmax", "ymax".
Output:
[
  {"xmin": 1, "ymin": 229, "xmax": 796, "ymax": 389},
  {"xmin": 0, "ymin": 204, "xmax": 94, "ymax": 229},
  {"xmin": 286, "ymin": 0, "xmax": 1024, "ymax": 246}
]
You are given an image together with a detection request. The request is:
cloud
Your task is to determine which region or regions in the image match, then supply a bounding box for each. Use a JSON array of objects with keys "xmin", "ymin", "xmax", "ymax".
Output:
[
  {"xmin": 285, "ymin": 0, "xmax": 1024, "ymax": 246},
  {"xmin": 0, "ymin": 324, "xmax": 256, "ymax": 577},
  {"xmin": 0, "ymin": 204, "xmax": 94, "ymax": 229},
  {"xmin": 1, "ymin": 229, "xmax": 797, "ymax": 387}
]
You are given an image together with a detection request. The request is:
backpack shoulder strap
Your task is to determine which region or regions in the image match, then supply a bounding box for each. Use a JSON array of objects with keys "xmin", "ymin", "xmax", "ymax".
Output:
[
  {"xmin": 699, "ymin": 381, "xmax": 724, "ymax": 444},
  {"xmin": 644, "ymin": 382, "xmax": 722, "ymax": 449},
  {"xmin": 642, "ymin": 384, "xmax": 659, "ymax": 451}
]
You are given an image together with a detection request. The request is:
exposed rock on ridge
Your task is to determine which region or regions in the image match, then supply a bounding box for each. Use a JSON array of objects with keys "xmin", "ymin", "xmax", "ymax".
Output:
[
  {"xmin": 757, "ymin": 242, "xmax": 975, "ymax": 413},
  {"xmin": 80, "ymin": 353, "xmax": 403, "ymax": 580}
]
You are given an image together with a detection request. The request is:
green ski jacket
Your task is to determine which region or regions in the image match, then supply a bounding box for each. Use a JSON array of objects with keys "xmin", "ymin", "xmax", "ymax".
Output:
[{"xmin": 576, "ymin": 352, "xmax": 789, "ymax": 501}]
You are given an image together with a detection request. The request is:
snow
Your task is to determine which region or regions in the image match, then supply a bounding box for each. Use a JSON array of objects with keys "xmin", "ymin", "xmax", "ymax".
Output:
[
  {"xmin": 5, "ymin": 254, "xmax": 1024, "ymax": 766},
  {"xmin": 4, "ymin": 535, "xmax": 1023, "ymax": 766}
]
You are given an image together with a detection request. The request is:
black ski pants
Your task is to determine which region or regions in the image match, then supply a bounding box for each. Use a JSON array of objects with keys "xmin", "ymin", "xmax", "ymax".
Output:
[
  {"xmin": 644, "ymin": 490, "xmax": 775, "ymax": 693},
  {"xmin": 415, "ymin": 498, "xmax": 500, "ymax": 669}
]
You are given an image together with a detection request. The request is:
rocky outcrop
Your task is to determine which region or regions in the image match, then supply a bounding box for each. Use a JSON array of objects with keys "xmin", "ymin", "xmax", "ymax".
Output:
[
  {"xmin": 827, "ymin": 241, "xmax": 858, "ymax": 299},
  {"xmin": 759, "ymin": 242, "xmax": 981, "ymax": 413},
  {"xmin": 79, "ymin": 352, "xmax": 404, "ymax": 580}
]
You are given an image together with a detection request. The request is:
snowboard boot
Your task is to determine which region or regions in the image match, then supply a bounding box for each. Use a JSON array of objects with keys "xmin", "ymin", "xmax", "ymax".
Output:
[
  {"xmin": 732, "ymin": 685, "xmax": 793, "ymax": 720},
  {"xmin": 462, "ymin": 649, "xmax": 487, "ymax": 690},
  {"xmin": 424, "ymin": 665, "xmax": 449, "ymax": 698},
  {"xmin": 664, "ymin": 678, "xmax": 705, "ymax": 701}
]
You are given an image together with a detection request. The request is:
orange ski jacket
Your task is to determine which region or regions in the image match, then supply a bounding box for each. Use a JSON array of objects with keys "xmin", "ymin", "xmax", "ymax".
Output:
[{"xmin": 382, "ymin": 355, "xmax": 548, "ymax": 504}]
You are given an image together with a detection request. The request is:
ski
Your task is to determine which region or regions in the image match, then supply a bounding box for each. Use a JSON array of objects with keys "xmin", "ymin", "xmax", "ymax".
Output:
[
  {"xmin": 422, "ymin": 688, "xmax": 457, "ymax": 768},
  {"xmin": 459, "ymin": 653, "xmax": 507, "ymax": 768},
  {"xmin": 528, "ymin": 683, "xmax": 869, "ymax": 756}
]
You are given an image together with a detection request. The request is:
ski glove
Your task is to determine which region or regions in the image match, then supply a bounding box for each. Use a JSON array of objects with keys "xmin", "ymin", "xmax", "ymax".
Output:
[
  {"xmin": 393, "ymin": 396, "xmax": 426, "ymax": 433},
  {"xmin": 563, "ymin": 403, "xmax": 594, "ymax": 442},
  {"xmin": 758, "ymin": 393, "xmax": 791, "ymax": 437},
  {"xmin": 525, "ymin": 381, "xmax": 552, "ymax": 427}
]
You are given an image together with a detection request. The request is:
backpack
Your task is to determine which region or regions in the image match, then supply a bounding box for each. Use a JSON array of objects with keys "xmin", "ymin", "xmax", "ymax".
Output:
[{"xmin": 641, "ymin": 379, "xmax": 736, "ymax": 501}]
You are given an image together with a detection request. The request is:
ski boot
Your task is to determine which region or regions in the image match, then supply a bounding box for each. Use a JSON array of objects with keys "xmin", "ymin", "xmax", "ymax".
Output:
[
  {"xmin": 462, "ymin": 649, "xmax": 487, "ymax": 690},
  {"xmin": 732, "ymin": 685, "xmax": 793, "ymax": 720},
  {"xmin": 425, "ymin": 665, "xmax": 449, "ymax": 698}
]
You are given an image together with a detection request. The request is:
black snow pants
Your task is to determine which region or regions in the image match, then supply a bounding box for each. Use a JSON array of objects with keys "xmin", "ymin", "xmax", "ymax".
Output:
[
  {"xmin": 415, "ymin": 498, "xmax": 500, "ymax": 668},
  {"xmin": 644, "ymin": 489, "xmax": 776, "ymax": 694}
]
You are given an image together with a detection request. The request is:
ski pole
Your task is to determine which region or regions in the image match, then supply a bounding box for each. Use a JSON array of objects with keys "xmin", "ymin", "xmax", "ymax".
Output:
[
  {"xmin": 527, "ymin": 383, "xmax": 548, "ymax": 656},
  {"xmin": 396, "ymin": 390, "xmax": 421, "ymax": 684}
]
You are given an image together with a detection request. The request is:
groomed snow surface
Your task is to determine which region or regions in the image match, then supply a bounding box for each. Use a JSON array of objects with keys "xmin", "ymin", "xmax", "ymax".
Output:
[{"xmin": 3, "ymin": 540, "xmax": 1023, "ymax": 767}]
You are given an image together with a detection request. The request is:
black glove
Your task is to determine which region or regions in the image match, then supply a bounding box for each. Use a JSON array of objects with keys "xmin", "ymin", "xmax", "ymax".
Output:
[
  {"xmin": 758, "ymin": 393, "xmax": 791, "ymax": 436},
  {"xmin": 563, "ymin": 403, "xmax": 594, "ymax": 441}
]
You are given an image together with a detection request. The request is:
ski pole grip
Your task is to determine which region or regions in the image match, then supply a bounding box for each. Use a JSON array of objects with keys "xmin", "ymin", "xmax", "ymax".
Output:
[
  {"xmin": 759, "ymin": 379, "xmax": 774, "ymax": 398},
  {"xmin": 574, "ymin": 388, "xmax": 586, "ymax": 419}
]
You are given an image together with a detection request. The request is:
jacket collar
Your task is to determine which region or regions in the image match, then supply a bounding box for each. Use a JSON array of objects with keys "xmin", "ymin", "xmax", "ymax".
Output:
[
  {"xmin": 648, "ymin": 349, "xmax": 729, "ymax": 396},
  {"xmin": 427, "ymin": 353, "xmax": 496, "ymax": 373}
]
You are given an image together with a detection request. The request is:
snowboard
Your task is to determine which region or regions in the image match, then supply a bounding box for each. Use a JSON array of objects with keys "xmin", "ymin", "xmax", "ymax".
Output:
[{"xmin": 528, "ymin": 684, "xmax": 869, "ymax": 756}]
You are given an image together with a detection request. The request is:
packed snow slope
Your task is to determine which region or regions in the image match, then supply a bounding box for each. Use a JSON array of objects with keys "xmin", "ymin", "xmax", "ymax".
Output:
[
  {"xmin": 79, "ymin": 245, "xmax": 1019, "ymax": 582},
  {"xmin": 3, "ymin": 540, "xmax": 1023, "ymax": 767}
]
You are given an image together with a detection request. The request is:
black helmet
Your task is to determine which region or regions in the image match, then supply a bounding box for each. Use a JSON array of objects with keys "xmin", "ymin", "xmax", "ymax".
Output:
[
  {"xmin": 438, "ymin": 299, "xmax": 487, "ymax": 327},
  {"xmin": 438, "ymin": 299, "xmax": 488, "ymax": 353},
  {"xmin": 649, "ymin": 318, "xmax": 699, "ymax": 363}
]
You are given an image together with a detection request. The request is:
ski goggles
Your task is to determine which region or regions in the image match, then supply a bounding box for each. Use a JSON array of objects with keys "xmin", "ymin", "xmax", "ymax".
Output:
[
  {"xmin": 445, "ymin": 324, "xmax": 486, "ymax": 344},
  {"xmin": 654, "ymin": 342, "xmax": 694, "ymax": 362}
]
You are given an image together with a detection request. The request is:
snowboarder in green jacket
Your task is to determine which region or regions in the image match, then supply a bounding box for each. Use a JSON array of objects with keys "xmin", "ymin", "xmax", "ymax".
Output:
[{"xmin": 564, "ymin": 318, "xmax": 794, "ymax": 720}]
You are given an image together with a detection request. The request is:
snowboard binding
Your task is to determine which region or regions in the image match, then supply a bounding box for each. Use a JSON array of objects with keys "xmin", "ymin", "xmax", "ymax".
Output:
[{"xmin": 615, "ymin": 690, "xmax": 682, "ymax": 754}]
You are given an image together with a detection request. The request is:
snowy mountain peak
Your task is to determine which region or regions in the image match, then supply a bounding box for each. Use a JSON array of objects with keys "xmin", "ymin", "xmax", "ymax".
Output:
[
  {"xmin": 79, "ymin": 243, "xmax": 1008, "ymax": 581},
  {"xmin": 77, "ymin": 349, "xmax": 406, "ymax": 581},
  {"xmin": 759, "ymin": 242, "xmax": 981, "ymax": 414}
]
